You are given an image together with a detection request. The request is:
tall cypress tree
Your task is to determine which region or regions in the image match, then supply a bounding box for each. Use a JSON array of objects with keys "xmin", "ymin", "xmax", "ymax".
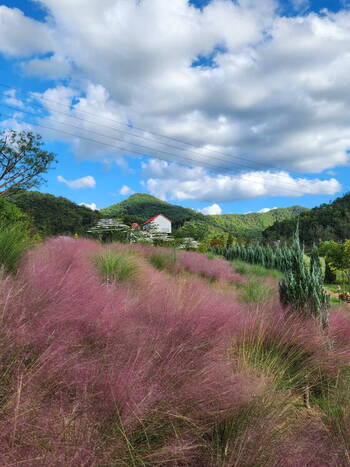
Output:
[{"xmin": 279, "ymin": 232, "xmax": 330, "ymax": 329}]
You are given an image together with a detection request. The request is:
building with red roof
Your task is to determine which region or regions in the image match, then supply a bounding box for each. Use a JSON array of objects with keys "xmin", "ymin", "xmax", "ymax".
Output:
[{"xmin": 143, "ymin": 214, "xmax": 172, "ymax": 234}]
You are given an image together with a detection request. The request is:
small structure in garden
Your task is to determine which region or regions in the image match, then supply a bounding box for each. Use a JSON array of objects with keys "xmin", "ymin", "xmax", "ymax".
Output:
[
  {"xmin": 143, "ymin": 214, "xmax": 172, "ymax": 234},
  {"xmin": 131, "ymin": 223, "xmax": 141, "ymax": 230}
]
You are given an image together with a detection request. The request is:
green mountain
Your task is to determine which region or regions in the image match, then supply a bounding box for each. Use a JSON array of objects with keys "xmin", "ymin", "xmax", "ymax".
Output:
[
  {"xmin": 210, "ymin": 206, "xmax": 308, "ymax": 238},
  {"xmin": 101, "ymin": 194, "xmax": 306, "ymax": 237},
  {"xmin": 263, "ymin": 192, "xmax": 350, "ymax": 246},
  {"xmin": 101, "ymin": 193, "xmax": 208, "ymax": 229},
  {"xmin": 8, "ymin": 191, "xmax": 100, "ymax": 236}
]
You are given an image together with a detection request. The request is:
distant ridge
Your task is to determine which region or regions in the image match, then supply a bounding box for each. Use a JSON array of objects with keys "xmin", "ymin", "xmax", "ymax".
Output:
[
  {"xmin": 263, "ymin": 192, "xmax": 350, "ymax": 245},
  {"xmin": 210, "ymin": 206, "xmax": 308, "ymax": 237},
  {"xmin": 101, "ymin": 193, "xmax": 307, "ymax": 236}
]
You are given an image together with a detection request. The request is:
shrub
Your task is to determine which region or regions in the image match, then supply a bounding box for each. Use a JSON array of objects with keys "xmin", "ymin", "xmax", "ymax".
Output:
[
  {"xmin": 324, "ymin": 260, "xmax": 337, "ymax": 284},
  {"xmin": 94, "ymin": 251, "xmax": 138, "ymax": 283}
]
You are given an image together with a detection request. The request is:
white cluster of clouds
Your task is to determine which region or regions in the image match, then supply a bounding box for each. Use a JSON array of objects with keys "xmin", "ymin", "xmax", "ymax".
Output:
[
  {"xmin": 79, "ymin": 202, "xmax": 98, "ymax": 211},
  {"xmin": 142, "ymin": 159, "xmax": 340, "ymax": 202},
  {"xmin": 1, "ymin": 0, "xmax": 350, "ymax": 202},
  {"xmin": 119, "ymin": 185, "xmax": 135, "ymax": 196},
  {"xmin": 57, "ymin": 175, "xmax": 96, "ymax": 189},
  {"xmin": 200, "ymin": 203, "xmax": 222, "ymax": 215},
  {"xmin": 257, "ymin": 207, "xmax": 278, "ymax": 214}
]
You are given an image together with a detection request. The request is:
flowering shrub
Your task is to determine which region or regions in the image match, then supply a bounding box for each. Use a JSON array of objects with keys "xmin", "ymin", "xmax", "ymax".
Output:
[{"xmin": 0, "ymin": 238, "xmax": 350, "ymax": 465}]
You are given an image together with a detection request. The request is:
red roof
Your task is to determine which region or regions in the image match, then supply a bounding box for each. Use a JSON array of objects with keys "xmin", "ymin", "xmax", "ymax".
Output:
[{"xmin": 143, "ymin": 214, "xmax": 171, "ymax": 225}]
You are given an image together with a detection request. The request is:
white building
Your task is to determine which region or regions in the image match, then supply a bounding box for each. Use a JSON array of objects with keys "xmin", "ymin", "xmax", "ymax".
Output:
[{"xmin": 143, "ymin": 214, "xmax": 172, "ymax": 234}]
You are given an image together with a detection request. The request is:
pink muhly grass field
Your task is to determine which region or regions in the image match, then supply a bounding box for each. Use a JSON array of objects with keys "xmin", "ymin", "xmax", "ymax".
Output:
[
  {"xmin": 175, "ymin": 250, "xmax": 244, "ymax": 283},
  {"xmin": 130, "ymin": 245, "xmax": 244, "ymax": 283},
  {"xmin": 0, "ymin": 238, "xmax": 350, "ymax": 465}
]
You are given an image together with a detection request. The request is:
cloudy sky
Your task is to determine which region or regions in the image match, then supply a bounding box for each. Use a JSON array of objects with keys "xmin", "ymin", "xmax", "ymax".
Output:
[{"xmin": 1, "ymin": 0, "xmax": 350, "ymax": 214}]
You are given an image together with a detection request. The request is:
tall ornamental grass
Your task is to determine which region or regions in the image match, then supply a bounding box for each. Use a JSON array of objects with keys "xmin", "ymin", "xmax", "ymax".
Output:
[
  {"xmin": 94, "ymin": 250, "xmax": 139, "ymax": 283},
  {"xmin": 0, "ymin": 225, "xmax": 33, "ymax": 273},
  {"xmin": 0, "ymin": 238, "xmax": 350, "ymax": 465}
]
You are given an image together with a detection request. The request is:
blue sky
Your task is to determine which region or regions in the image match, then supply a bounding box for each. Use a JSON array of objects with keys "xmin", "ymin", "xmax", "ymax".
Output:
[{"xmin": 1, "ymin": 0, "xmax": 350, "ymax": 215}]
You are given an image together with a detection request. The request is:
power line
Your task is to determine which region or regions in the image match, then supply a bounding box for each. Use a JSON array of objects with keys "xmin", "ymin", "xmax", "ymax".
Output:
[
  {"xmin": 0, "ymin": 82, "xmax": 291, "ymax": 173},
  {"xmin": 0, "ymin": 101, "xmax": 265, "ymax": 172},
  {"xmin": 0, "ymin": 96, "xmax": 268, "ymax": 173},
  {"xmin": 0, "ymin": 105, "xmax": 235, "ymax": 172},
  {"xmin": 0, "ymin": 109, "xmax": 328, "ymax": 198}
]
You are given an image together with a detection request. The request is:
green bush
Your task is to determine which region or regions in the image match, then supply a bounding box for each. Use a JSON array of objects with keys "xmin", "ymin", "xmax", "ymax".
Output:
[
  {"xmin": 0, "ymin": 225, "xmax": 33, "ymax": 274},
  {"xmin": 94, "ymin": 251, "xmax": 138, "ymax": 283},
  {"xmin": 149, "ymin": 251, "xmax": 175, "ymax": 271}
]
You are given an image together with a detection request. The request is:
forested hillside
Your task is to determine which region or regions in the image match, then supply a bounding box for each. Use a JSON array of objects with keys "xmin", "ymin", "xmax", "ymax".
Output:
[
  {"xmin": 210, "ymin": 206, "xmax": 307, "ymax": 238},
  {"xmin": 102, "ymin": 194, "xmax": 306, "ymax": 236},
  {"xmin": 8, "ymin": 191, "xmax": 100, "ymax": 236},
  {"xmin": 263, "ymin": 193, "xmax": 350, "ymax": 245},
  {"xmin": 101, "ymin": 193, "xmax": 207, "ymax": 229}
]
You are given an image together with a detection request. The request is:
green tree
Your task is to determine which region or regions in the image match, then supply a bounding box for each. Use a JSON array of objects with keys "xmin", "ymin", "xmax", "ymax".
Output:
[
  {"xmin": 319, "ymin": 240, "xmax": 350, "ymax": 284},
  {"xmin": 279, "ymin": 234, "xmax": 330, "ymax": 329},
  {"xmin": 0, "ymin": 197, "xmax": 29, "ymax": 227},
  {"xmin": 226, "ymin": 233, "xmax": 234, "ymax": 248},
  {"xmin": 0, "ymin": 130, "xmax": 56, "ymax": 197}
]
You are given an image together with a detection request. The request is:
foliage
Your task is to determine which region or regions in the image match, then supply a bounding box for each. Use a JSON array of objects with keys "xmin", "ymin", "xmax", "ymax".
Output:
[
  {"xmin": 211, "ymin": 206, "xmax": 308, "ymax": 239},
  {"xmin": 0, "ymin": 198, "xmax": 29, "ymax": 227},
  {"xmin": 264, "ymin": 192, "xmax": 350, "ymax": 246},
  {"xmin": 94, "ymin": 251, "xmax": 138, "ymax": 283},
  {"xmin": 279, "ymin": 235, "xmax": 330, "ymax": 328},
  {"xmin": 101, "ymin": 193, "xmax": 207, "ymax": 229},
  {"xmin": 0, "ymin": 225, "xmax": 33, "ymax": 273},
  {"xmin": 8, "ymin": 190, "xmax": 100, "ymax": 236},
  {"xmin": 324, "ymin": 259, "xmax": 337, "ymax": 284},
  {"xmin": 0, "ymin": 130, "xmax": 56, "ymax": 197},
  {"xmin": 214, "ymin": 243, "xmax": 295, "ymax": 272},
  {"xmin": 101, "ymin": 193, "xmax": 305, "ymax": 236},
  {"xmin": 175, "ymin": 220, "xmax": 212, "ymax": 240},
  {"xmin": 319, "ymin": 239, "xmax": 350, "ymax": 283}
]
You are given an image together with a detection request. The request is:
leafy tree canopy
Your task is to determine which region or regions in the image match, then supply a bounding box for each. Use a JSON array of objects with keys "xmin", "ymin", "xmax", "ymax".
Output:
[
  {"xmin": 0, "ymin": 197, "xmax": 29, "ymax": 228},
  {"xmin": 263, "ymin": 193, "xmax": 350, "ymax": 246},
  {"xmin": 0, "ymin": 130, "xmax": 56, "ymax": 197},
  {"xmin": 8, "ymin": 190, "xmax": 100, "ymax": 236}
]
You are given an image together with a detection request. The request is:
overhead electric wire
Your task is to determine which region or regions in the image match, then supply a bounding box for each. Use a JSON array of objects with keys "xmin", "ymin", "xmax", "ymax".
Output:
[
  {"xmin": 0, "ymin": 104, "xmax": 235, "ymax": 172},
  {"xmin": 0, "ymin": 108, "xmax": 324, "ymax": 198},
  {"xmin": 0, "ymin": 97, "xmax": 267, "ymax": 173},
  {"xmin": 0, "ymin": 82, "xmax": 291, "ymax": 173}
]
